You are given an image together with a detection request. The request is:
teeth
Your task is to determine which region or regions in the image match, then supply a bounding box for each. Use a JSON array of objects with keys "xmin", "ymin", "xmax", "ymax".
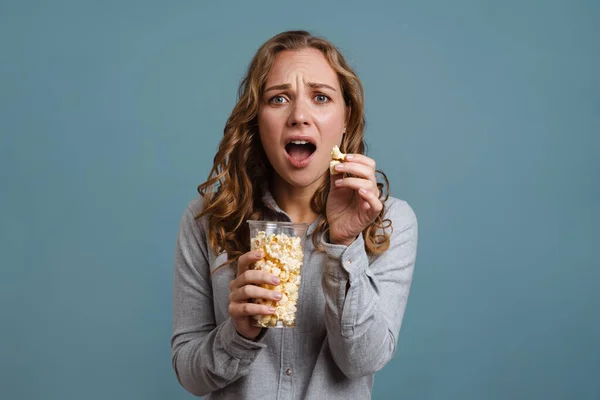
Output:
[{"xmin": 290, "ymin": 140, "xmax": 309, "ymax": 145}]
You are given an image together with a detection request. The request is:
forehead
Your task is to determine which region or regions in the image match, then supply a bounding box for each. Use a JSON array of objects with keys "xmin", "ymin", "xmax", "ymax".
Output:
[{"xmin": 265, "ymin": 48, "xmax": 340, "ymax": 88}]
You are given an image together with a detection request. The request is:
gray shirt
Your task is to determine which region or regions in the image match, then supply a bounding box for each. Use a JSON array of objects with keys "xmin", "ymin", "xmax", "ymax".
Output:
[{"xmin": 171, "ymin": 187, "xmax": 418, "ymax": 399}]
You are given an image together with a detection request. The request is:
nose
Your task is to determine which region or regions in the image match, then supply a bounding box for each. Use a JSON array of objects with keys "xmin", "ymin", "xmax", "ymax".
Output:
[{"xmin": 287, "ymin": 99, "xmax": 312, "ymax": 128}]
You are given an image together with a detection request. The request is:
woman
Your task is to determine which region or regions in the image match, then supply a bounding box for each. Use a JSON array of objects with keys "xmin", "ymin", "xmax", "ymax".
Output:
[{"xmin": 171, "ymin": 30, "xmax": 418, "ymax": 399}]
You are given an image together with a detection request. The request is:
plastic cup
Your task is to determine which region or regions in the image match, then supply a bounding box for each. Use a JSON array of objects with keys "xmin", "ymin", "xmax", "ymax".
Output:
[{"xmin": 247, "ymin": 220, "xmax": 308, "ymax": 328}]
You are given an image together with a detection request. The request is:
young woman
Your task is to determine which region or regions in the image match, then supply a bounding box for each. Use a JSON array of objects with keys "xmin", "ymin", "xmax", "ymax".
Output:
[{"xmin": 171, "ymin": 30, "xmax": 418, "ymax": 399}]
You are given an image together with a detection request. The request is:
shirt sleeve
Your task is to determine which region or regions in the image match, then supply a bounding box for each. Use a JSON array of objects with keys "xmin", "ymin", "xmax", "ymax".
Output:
[
  {"xmin": 320, "ymin": 199, "xmax": 418, "ymax": 379},
  {"xmin": 170, "ymin": 205, "xmax": 267, "ymax": 397}
]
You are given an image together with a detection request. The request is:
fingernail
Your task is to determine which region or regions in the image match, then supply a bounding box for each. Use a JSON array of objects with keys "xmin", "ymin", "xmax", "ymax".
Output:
[
  {"xmin": 255, "ymin": 250, "xmax": 264, "ymax": 258},
  {"xmin": 272, "ymin": 276, "xmax": 280, "ymax": 284},
  {"xmin": 335, "ymin": 179, "xmax": 342, "ymax": 186},
  {"xmin": 345, "ymin": 154, "xmax": 354, "ymax": 160},
  {"xmin": 268, "ymin": 307, "xmax": 276, "ymax": 313},
  {"xmin": 359, "ymin": 188, "xmax": 367, "ymax": 194},
  {"xmin": 335, "ymin": 163, "xmax": 344, "ymax": 171},
  {"xmin": 274, "ymin": 292, "xmax": 282, "ymax": 300}
]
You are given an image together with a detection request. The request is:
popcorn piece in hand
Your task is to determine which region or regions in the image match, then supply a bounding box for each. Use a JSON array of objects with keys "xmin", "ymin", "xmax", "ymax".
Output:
[{"xmin": 329, "ymin": 145, "xmax": 346, "ymax": 175}]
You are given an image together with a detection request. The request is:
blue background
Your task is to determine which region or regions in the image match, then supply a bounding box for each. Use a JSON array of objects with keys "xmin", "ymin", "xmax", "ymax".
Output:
[{"xmin": 1, "ymin": 0, "xmax": 598, "ymax": 399}]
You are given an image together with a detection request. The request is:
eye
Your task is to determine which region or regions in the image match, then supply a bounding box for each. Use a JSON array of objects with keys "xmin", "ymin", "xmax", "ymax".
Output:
[
  {"xmin": 269, "ymin": 95, "xmax": 288, "ymax": 105},
  {"xmin": 314, "ymin": 94, "xmax": 330, "ymax": 103}
]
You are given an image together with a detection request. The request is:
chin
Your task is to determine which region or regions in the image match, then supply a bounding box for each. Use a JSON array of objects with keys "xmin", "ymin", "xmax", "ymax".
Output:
[{"xmin": 278, "ymin": 168, "xmax": 326, "ymax": 189}]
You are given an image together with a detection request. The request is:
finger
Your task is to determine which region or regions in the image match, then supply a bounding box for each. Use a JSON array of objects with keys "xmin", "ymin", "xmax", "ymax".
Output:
[
  {"xmin": 344, "ymin": 154, "xmax": 376, "ymax": 169},
  {"xmin": 358, "ymin": 188, "xmax": 383, "ymax": 215},
  {"xmin": 229, "ymin": 285, "xmax": 283, "ymax": 303},
  {"xmin": 329, "ymin": 168, "xmax": 344, "ymax": 187},
  {"xmin": 333, "ymin": 161, "xmax": 375, "ymax": 180},
  {"xmin": 229, "ymin": 302, "xmax": 275, "ymax": 318},
  {"xmin": 334, "ymin": 177, "xmax": 376, "ymax": 193},
  {"xmin": 237, "ymin": 250, "xmax": 264, "ymax": 276},
  {"xmin": 230, "ymin": 269, "xmax": 280, "ymax": 291}
]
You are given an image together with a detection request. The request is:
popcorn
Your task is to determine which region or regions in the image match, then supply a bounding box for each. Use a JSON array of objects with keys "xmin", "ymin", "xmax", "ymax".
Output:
[
  {"xmin": 330, "ymin": 145, "xmax": 346, "ymax": 175},
  {"xmin": 250, "ymin": 231, "xmax": 304, "ymax": 328},
  {"xmin": 279, "ymin": 293, "xmax": 289, "ymax": 305}
]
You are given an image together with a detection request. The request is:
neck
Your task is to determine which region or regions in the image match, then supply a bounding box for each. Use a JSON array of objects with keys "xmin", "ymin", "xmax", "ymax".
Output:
[{"xmin": 270, "ymin": 175, "xmax": 322, "ymax": 224}]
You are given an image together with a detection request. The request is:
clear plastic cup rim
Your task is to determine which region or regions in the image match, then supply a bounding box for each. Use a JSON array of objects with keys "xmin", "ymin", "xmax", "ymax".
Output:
[{"xmin": 246, "ymin": 220, "xmax": 309, "ymax": 228}]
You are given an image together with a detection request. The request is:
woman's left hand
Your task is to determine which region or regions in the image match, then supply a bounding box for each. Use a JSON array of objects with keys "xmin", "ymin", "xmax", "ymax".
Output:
[{"xmin": 326, "ymin": 154, "xmax": 383, "ymax": 246}]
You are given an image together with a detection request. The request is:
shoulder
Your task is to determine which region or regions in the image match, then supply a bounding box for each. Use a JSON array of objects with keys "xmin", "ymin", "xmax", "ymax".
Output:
[
  {"xmin": 383, "ymin": 196, "xmax": 418, "ymax": 231},
  {"xmin": 186, "ymin": 193, "xmax": 206, "ymax": 219},
  {"xmin": 176, "ymin": 194, "xmax": 218, "ymax": 262},
  {"xmin": 177, "ymin": 194, "xmax": 209, "ymax": 241}
]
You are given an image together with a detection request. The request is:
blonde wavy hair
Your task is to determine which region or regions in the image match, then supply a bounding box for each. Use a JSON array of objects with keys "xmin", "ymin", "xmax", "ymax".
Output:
[{"xmin": 197, "ymin": 30, "xmax": 392, "ymax": 271}]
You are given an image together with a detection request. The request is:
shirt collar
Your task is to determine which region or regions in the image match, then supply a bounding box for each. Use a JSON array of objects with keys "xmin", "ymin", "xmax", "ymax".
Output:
[{"xmin": 259, "ymin": 180, "xmax": 322, "ymax": 236}]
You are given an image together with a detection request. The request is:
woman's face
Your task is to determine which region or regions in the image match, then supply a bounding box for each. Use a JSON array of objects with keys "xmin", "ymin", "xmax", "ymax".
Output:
[{"xmin": 257, "ymin": 48, "xmax": 348, "ymax": 190}]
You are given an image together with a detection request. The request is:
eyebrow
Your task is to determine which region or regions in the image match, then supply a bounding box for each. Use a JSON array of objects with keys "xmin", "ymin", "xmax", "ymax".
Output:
[{"xmin": 264, "ymin": 82, "xmax": 337, "ymax": 93}]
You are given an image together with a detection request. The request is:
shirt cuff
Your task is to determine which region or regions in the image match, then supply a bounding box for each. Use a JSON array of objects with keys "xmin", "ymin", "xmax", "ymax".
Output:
[
  {"xmin": 220, "ymin": 317, "xmax": 267, "ymax": 360},
  {"xmin": 320, "ymin": 232, "xmax": 370, "ymax": 282}
]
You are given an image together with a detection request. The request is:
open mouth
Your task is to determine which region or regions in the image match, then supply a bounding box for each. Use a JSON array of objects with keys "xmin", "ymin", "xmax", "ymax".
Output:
[
  {"xmin": 285, "ymin": 140, "xmax": 317, "ymax": 166},
  {"xmin": 285, "ymin": 140, "xmax": 317, "ymax": 160}
]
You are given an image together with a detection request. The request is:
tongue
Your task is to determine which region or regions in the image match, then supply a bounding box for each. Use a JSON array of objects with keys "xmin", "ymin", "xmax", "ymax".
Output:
[{"xmin": 288, "ymin": 144, "xmax": 313, "ymax": 160}]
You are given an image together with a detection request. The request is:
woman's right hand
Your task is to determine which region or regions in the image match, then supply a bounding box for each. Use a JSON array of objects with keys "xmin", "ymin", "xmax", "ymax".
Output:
[{"xmin": 229, "ymin": 250, "xmax": 282, "ymax": 340}]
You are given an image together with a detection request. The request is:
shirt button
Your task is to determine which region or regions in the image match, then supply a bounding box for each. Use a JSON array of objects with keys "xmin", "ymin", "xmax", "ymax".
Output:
[{"xmin": 285, "ymin": 368, "xmax": 292, "ymax": 376}]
